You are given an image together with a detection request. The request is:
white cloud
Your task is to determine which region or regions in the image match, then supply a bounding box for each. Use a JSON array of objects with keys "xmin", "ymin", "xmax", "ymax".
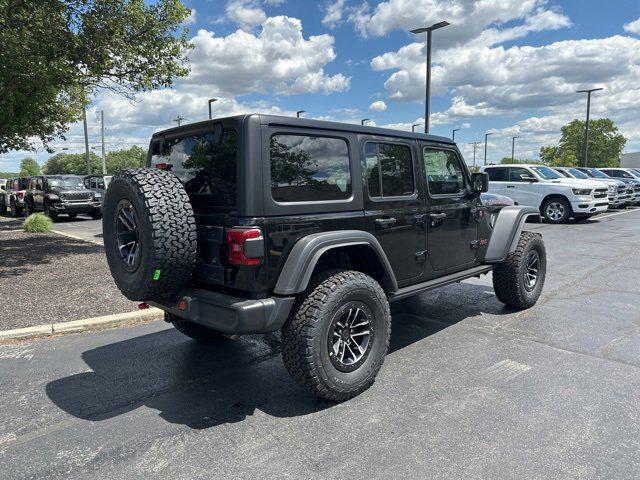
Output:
[
  {"xmin": 226, "ymin": 0, "xmax": 267, "ymax": 28},
  {"xmin": 624, "ymin": 17, "xmax": 640, "ymax": 35},
  {"xmin": 322, "ymin": 0, "xmax": 346, "ymax": 28},
  {"xmin": 369, "ymin": 100, "xmax": 387, "ymax": 111}
]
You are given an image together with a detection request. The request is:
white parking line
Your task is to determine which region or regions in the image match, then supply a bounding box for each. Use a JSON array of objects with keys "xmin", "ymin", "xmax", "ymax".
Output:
[{"xmin": 597, "ymin": 208, "xmax": 640, "ymax": 220}]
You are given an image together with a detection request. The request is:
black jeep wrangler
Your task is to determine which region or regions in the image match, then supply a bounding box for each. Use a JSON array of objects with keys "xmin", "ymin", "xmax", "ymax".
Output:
[
  {"xmin": 24, "ymin": 175, "xmax": 102, "ymax": 221},
  {"xmin": 103, "ymin": 115, "xmax": 546, "ymax": 401}
]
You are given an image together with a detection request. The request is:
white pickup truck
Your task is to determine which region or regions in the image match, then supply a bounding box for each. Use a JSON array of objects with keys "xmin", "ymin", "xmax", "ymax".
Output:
[{"xmin": 481, "ymin": 164, "xmax": 609, "ymax": 223}]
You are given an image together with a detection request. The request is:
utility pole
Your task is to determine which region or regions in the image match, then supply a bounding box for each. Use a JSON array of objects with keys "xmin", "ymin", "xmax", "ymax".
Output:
[
  {"xmin": 452, "ymin": 128, "xmax": 460, "ymax": 141},
  {"xmin": 173, "ymin": 115, "xmax": 185, "ymax": 126},
  {"xmin": 410, "ymin": 21, "xmax": 450, "ymax": 134},
  {"xmin": 511, "ymin": 136, "xmax": 518, "ymax": 162},
  {"xmin": 576, "ymin": 88, "xmax": 603, "ymax": 167},
  {"xmin": 483, "ymin": 132, "xmax": 493, "ymax": 166},
  {"xmin": 470, "ymin": 141, "xmax": 481, "ymax": 168},
  {"xmin": 82, "ymin": 108, "xmax": 91, "ymax": 175},
  {"xmin": 100, "ymin": 110, "xmax": 106, "ymax": 174}
]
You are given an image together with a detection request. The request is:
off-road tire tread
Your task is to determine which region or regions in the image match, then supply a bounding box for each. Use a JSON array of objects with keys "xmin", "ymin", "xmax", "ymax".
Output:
[
  {"xmin": 104, "ymin": 168, "xmax": 197, "ymax": 301},
  {"xmin": 281, "ymin": 270, "xmax": 391, "ymax": 402},
  {"xmin": 492, "ymin": 231, "xmax": 544, "ymax": 308}
]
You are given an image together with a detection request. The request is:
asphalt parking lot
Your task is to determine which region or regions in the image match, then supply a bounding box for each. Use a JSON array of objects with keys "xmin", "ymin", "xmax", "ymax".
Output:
[
  {"xmin": 1, "ymin": 208, "xmax": 640, "ymax": 479},
  {"xmin": 50, "ymin": 215, "xmax": 104, "ymax": 245}
]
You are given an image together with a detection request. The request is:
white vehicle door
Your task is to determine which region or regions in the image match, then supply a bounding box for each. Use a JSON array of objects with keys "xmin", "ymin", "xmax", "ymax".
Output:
[{"xmin": 504, "ymin": 166, "xmax": 540, "ymax": 207}]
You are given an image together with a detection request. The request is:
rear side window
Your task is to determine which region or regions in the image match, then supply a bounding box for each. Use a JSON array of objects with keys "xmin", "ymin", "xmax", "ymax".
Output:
[
  {"xmin": 270, "ymin": 134, "xmax": 351, "ymax": 202},
  {"xmin": 423, "ymin": 148, "xmax": 466, "ymax": 195},
  {"xmin": 485, "ymin": 167, "xmax": 508, "ymax": 181},
  {"xmin": 365, "ymin": 142, "xmax": 414, "ymax": 198},
  {"xmin": 151, "ymin": 130, "xmax": 238, "ymax": 208}
]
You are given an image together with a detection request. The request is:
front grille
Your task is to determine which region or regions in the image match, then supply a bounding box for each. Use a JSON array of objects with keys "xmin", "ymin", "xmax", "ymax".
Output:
[
  {"xmin": 635, "ymin": 186, "xmax": 640, "ymax": 192},
  {"xmin": 61, "ymin": 192, "xmax": 92, "ymax": 201},
  {"xmin": 593, "ymin": 189, "xmax": 607, "ymax": 199}
]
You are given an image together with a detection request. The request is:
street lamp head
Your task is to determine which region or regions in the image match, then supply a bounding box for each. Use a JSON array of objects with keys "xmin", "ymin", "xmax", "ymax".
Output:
[
  {"xmin": 361, "ymin": 118, "xmax": 371, "ymax": 125},
  {"xmin": 296, "ymin": 110, "xmax": 306, "ymax": 118},
  {"xmin": 410, "ymin": 21, "xmax": 450, "ymax": 34}
]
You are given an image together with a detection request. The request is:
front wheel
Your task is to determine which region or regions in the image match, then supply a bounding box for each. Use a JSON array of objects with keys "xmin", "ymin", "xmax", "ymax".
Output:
[
  {"xmin": 493, "ymin": 231, "xmax": 546, "ymax": 309},
  {"xmin": 282, "ymin": 270, "xmax": 391, "ymax": 402},
  {"xmin": 542, "ymin": 197, "xmax": 571, "ymax": 224}
]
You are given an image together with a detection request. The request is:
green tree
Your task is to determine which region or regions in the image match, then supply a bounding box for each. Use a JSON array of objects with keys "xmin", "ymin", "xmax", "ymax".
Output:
[
  {"xmin": 499, "ymin": 157, "xmax": 541, "ymax": 165},
  {"xmin": 540, "ymin": 118, "xmax": 626, "ymax": 167},
  {"xmin": 19, "ymin": 157, "xmax": 41, "ymax": 176},
  {"xmin": 0, "ymin": 0, "xmax": 191, "ymax": 154},
  {"xmin": 105, "ymin": 145, "xmax": 147, "ymax": 173},
  {"xmin": 42, "ymin": 152, "xmax": 102, "ymax": 175}
]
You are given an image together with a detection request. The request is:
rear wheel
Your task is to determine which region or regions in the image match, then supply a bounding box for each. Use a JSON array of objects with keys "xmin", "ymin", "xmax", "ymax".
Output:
[
  {"xmin": 167, "ymin": 313, "xmax": 226, "ymax": 343},
  {"xmin": 282, "ymin": 270, "xmax": 391, "ymax": 402},
  {"xmin": 493, "ymin": 231, "xmax": 546, "ymax": 309},
  {"xmin": 542, "ymin": 197, "xmax": 571, "ymax": 224}
]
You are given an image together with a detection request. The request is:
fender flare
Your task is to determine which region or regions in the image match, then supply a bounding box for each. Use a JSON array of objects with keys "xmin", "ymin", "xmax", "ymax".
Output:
[
  {"xmin": 273, "ymin": 230, "xmax": 398, "ymax": 295},
  {"xmin": 484, "ymin": 206, "xmax": 541, "ymax": 264}
]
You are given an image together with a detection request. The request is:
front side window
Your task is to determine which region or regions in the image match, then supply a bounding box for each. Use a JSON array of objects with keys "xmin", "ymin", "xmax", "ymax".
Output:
[
  {"xmin": 366, "ymin": 142, "xmax": 414, "ymax": 198},
  {"xmin": 270, "ymin": 134, "xmax": 351, "ymax": 202},
  {"xmin": 510, "ymin": 167, "xmax": 533, "ymax": 182},
  {"xmin": 423, "ymin": 148, "xmax": 465, "ymax": 195}
]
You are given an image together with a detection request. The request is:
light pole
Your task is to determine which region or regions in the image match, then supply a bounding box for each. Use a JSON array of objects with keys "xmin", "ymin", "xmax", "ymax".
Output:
[
  {"xmin": 412, "ymin": 123, "xmax": 422, "ymax": 132},
  {"xmin": 483, "ymin": 132, "xmax": 493, "ymax": 165},
  {"xmin": 511, "ymin": 136, "xmax": 518, "ymax": 162},
  {"xmin": 452, "ymin": 128, "xmax": 460, "ymax": 141},
  {"xmin": 410, "ymin": 21, "xmax": 450, "ymax": 134},
  {"xmin": 361, "ymin": 118, "xmax": 371, "ymax": 126},
  {"xmin": 470, "ymin": 141, "xmax": 481, "ymax": 168},
  {"xmin": 208, "ymin": 98, "xmax": 217, "ymax": 119},
  {"xmin": 576, "ymin": 87, "xmax": 603, "ymax": 167},
  {"xmin": 296, "ymin": 110, "xmax": 306, "ymax": 118}
]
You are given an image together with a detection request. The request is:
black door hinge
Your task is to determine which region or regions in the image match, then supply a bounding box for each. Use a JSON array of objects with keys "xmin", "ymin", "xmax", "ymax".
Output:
[{"xmin": 415, "ymin": 250, "xmax": 428, "ymax": 260}]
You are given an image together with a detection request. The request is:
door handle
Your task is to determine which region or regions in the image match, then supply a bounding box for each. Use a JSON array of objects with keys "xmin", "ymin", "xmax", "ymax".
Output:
[
  {"xmin": 413, "ymin": 213, "xmax": 427, "ymax": 225},
  {"xmin": 429, "ymin": 213, "xmax": 447, "ymax": 220},
  {"xmin": 375, "ymin": 217, "xmax": 397, "ymax": 229}
]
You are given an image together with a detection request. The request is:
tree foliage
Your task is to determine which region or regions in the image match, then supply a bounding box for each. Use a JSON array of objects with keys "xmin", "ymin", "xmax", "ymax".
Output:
[
  {"xmin": 42, "ymin": 146, "xmax": 147, "ymax": 174},
  {"xmin": 0, "ymin": 0, "xmax": 192, "ymax": 154},
  {"xmin": 499, "ymin": 157, "xmax": 541, "ymax": 165},
  {"xmin": 540, "ymin": 118, "xmax": 626, "ymax": 167},
  {"xmin": 19, "ymin": 157, "xmax": 41, "ymax": 176}
]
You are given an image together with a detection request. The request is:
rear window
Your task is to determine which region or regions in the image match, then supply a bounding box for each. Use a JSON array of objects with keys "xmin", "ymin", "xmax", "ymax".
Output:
[
  {"xmin": 485, "ymin": 167, "xmax": 508, "ymax": 181},
  {"xmin": 151, "ymin": 130, "xmax": 238, "ymax": 208},
  {"xmin": 270, "ymin": 134, "xmax": 351, "ymax": 202},
  {"xmin": 365, "ymin": 142, "xmax": 414, "ymax": 198}
]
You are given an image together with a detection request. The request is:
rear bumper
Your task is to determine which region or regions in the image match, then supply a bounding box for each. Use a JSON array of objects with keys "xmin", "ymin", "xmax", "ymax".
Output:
[{"xmin": 150, "ymin": 288, "xmax": 295, "ymax": 334}]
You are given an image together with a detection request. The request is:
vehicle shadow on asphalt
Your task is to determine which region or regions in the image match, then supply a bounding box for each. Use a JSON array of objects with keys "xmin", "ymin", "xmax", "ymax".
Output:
[{"xmin": 46, "ymin": 283, "xmax": 511, "ymax": 430}]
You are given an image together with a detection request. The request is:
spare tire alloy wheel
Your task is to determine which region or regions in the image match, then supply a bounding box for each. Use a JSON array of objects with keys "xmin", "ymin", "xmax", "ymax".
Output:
[{"xmin": 115, "ymin": 201, "xmax": 141, "ymax": 272}]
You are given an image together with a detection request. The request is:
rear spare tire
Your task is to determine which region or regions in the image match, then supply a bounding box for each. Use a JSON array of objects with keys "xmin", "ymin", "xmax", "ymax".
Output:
[{"xmin": 103, "ymin": 168, "xmax": 197, "ymax": 301}]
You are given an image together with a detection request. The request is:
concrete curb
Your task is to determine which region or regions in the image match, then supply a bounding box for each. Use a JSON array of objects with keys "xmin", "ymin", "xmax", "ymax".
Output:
[
  {"xmin": 51, "ymin": 229, "xmax": 104, "ymax": 246},
  {"xmin": 0, "ymin": 308, "xmax": 164, "ymax": 343}
]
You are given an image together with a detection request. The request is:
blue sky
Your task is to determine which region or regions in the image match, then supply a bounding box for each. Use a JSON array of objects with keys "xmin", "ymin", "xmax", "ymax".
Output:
[{"xmin": 2, "ymin": 0, "xmax": 640, "ymax": 171}]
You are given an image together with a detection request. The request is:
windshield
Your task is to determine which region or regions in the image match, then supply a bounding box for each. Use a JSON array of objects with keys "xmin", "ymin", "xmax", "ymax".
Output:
[
  {"xmin": 585, "ymin": 168, "xmax": 608, "ymax": 178},
  {"xmin": 150, "ymin": 129, "xmax": 238, "ymax": 208},
  {"xmin": 567, "ymin": 168, "xmax": 589, "ymax": 179},
  {"xmin": 626, "ymin": 169, "xmax": 640, "ymax": 179},
  {"xmin": 531, "ymin": 166, "xmax": 563, "ymax": 180},
  {"xmin": 47, "ymin": 176, "xmax": 84, "ymax": 188}
]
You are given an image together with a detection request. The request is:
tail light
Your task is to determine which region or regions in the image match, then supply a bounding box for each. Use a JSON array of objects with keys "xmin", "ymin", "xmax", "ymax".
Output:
[
  {"xmin": 226, "ymin": 227, "xmax": 263, "ymax": 266},
  {"xmin": 17, "ymin": 192, "xmax": 24, "ymax": 199},
  {"xmin": 154, "ymin": 162, "xmax": 169, "ymax": 170}
]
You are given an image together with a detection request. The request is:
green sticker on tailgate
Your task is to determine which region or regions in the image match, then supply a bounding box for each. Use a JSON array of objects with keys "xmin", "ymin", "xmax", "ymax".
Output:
[{"xmin": 153, "ymin": 269, "xmax": 161, "ymax": 281}]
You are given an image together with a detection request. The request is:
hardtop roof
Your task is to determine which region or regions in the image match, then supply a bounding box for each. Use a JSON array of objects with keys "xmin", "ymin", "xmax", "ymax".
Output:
[{"xmin": 152, "ymin": 114, "xmax": 456, "ymax": 145}]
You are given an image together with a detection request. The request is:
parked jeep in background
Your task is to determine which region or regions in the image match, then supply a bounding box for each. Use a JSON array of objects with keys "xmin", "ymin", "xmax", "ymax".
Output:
[
  {"xmin": 24, "ymin": 175, "xmax": 102, "ymax": 221},
  {"xmin": 1, "ymin": 177, "xmax": 29, "ymax": 217},
  {"xmin": 102, "ymin": 115, "xmax": 546, "ymax": 401},
  {"xmin": 84, "ymin": 175, "xmax": 112, "ymax": 207},
  {"xmin": 481, "ymin": 164, "xmax": 609, "ymax": 223},
  {"xmin": 553, "ymin": 166, "xmax": 626, "ymax": 209}
]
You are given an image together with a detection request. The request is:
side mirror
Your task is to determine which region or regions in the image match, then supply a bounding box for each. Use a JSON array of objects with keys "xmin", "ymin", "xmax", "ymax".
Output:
[
  {"xmin": 520, "ymin": 174, "xmax": 538, "ymax": 182},
  {"xmin": 471, "ymin": 172, "xmax": 489, "ymax": 193}
]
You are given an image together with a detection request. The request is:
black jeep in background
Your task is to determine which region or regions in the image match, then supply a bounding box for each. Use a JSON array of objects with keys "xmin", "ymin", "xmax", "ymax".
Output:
[
  {"xmin": 102, "ymin": 114, "xmax": 546, "ymax": 401},
  {"xmin": 24, "ymin": 175, "xmax": 102, "ymax": 221}
]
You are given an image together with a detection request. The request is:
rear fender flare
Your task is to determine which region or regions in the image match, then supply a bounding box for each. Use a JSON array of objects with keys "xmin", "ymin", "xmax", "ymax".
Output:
[
  {"xmin": 484, "ymin": 206, "xmax": 541, "ymax": 264},
  {"xmin": 273, "ymin": 230, "xmax": 398, "ymax": 295}
]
